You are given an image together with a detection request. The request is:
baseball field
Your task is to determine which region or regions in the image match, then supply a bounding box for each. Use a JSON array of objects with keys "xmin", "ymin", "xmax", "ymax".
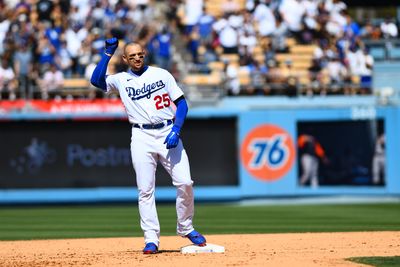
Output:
[{"xmin": 0, "ymin": 202, "xmax": 400, "ymax": 266}]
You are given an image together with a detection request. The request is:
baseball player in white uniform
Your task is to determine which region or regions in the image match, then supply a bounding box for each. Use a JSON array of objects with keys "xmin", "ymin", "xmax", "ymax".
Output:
[{"xmin": 90, "ymin": 38, "xmax": 206, "ymax": 254}]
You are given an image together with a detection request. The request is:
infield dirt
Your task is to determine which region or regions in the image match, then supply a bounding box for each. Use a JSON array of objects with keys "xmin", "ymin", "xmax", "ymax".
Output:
[{"xmin": 1, "ymin": 231, "xmax": 399, "ymax": 266}]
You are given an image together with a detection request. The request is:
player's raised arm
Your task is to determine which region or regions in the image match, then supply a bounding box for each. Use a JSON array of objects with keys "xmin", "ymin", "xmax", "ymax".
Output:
[{"xmin": 90, "ymin": 37, "xmax": 119, "ymax": 91}]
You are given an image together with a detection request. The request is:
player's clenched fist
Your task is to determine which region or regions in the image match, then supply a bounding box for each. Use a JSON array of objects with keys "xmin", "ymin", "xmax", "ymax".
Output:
[
  {"xmin": 104, "ymin": 37, "xmax": 119, "ymax": 55},
  {"xmin": 164, "ymin": 126, "xmax": 180, "ymax": 149}
]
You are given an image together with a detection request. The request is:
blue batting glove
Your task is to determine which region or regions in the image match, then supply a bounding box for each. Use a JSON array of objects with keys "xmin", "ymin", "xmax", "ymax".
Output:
[
  {"xmin": 164, "ymin": 126, "xmax": 180, "ymax": 149},
  {"xmin": 104, "ymin": 37, "xmax": 119, "ymax": 55}
]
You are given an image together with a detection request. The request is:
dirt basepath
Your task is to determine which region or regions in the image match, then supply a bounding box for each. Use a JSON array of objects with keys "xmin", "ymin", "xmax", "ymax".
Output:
[{"xmin": 1, "ymin": 232, "xmax": 399, "ymax": 267}]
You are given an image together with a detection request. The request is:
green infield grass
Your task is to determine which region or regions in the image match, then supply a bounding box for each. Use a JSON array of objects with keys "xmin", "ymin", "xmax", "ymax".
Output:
[
  {"xmin": 0, "ymin": 203, "xmax": 399, "ymax": 240},
  {"xmin": 347, "ymin": 256, "xmax": 400, "ymax": 267}
]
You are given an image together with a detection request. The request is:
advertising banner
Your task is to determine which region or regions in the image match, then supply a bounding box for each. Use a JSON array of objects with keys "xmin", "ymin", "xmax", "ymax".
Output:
[
  {"xmin": 0, "ymin": 119, "xmax": 238, "ymax": 189},
  {"xmin": 0, "ymin": 99, "xmax": 126, "ymax": 116}
]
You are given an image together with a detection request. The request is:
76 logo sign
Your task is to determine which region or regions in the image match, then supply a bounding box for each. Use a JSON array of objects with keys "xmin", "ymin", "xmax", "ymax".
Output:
[
  {"xmin": 249, "ymin": 135, "xmax": 289, "ymax": 170},
  {"xmin": 240, "ymin": 124, "xmax": 295, "ymax": 181}
]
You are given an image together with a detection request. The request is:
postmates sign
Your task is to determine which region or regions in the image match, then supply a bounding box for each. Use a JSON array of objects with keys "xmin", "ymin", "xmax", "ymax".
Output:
[{"xmin": 240, "ymin": 124, "xmax": 295, "ymax": 181}]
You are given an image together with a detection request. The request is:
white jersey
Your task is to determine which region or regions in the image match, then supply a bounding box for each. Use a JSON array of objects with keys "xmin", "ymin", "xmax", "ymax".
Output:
[{"xmin": 106, "ymin": 66, "xmax": 183, "ymax": 124}]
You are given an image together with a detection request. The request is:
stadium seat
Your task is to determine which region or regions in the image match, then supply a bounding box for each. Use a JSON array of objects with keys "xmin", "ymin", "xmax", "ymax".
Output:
[
  {"xmin": 205, "ymin": 0, "xmax": 246, "ymax": 17},
  {"xmin": 220, "ymin": 54, "xmax": 240, "ymax": 63},
  {"xmin": 63, "ymin": 78, "xmax": 89, "ymax": 89},
  {"xmin": 208, "ymin": 61, "xmax": 225, "ymax": 72},
  {"xmin": 252, "ymin": 45, "xmax": 263, "ymax": 55},
  {"xmin": 275, "ymin": 54, "xmax": 313, "ymax": 62},
  {"xmin": 183, "ymin": 72, "xmax": 222, "ymax": 86},
  {"xmin": 290, "ymin": 45, "xmax": 317, "ymax": 54},
  {"xmin": 238, "ymin": 68, "xmax": 250, "ymax": 86},
  {"xmin": 61, "ymin": 78, "xmax": 93, "ymax": 98},
  {"xmin": 370, "ymin": 47, "xmax": 386, "ymax": 60},
  {"xmin": 388, "ymin": 47, "xmax": 400, "ymax": 60},
  {"xmin": 286, "ymin": 38, "xmax": 296, "ymax": 47}
]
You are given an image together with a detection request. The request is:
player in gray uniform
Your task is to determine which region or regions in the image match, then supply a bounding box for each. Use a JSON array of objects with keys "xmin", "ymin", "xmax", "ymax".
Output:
[
  {"xmin": 372, "ymin": 133, "xmax": 385, "ymax": 185},
  {"xmin": 298, "ymin": 133, "xmax": 328, "ymax": 188},
  {"xmin": 90, "ymin": 38, "xmax": 206, "ymax": 254}
]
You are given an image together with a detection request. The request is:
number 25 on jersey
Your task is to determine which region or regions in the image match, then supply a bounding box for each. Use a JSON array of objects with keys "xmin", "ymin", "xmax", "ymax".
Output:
[{"xmin": 154, "ymin": 93, "xmax": 171, "ymax": 110}]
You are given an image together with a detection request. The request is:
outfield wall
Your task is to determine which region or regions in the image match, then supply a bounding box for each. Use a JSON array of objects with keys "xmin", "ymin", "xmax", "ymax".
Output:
[{"xmin": 0, "ymin": 96, "xmax": 399, "ymax": 203}]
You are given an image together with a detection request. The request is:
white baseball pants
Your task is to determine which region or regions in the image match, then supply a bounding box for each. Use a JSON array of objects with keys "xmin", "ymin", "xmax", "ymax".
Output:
[{"xmin": 130, "ymin": 124, "xmax": 195, "ymax": 247}]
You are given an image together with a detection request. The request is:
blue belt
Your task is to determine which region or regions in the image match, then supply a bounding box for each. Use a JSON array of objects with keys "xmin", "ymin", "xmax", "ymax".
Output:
[{"xmin": 133, "ymin": 119, "xmax": 173, "ymax": 130}]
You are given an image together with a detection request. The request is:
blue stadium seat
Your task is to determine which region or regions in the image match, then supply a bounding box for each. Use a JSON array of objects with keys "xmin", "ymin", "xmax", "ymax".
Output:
[
  {"xmin": 369, "ymin": 47, "xmax": 386, "ymax": 60},
  {"xmin": 388, "ymin": 47, "xmax": 400, "ymax": 60}
]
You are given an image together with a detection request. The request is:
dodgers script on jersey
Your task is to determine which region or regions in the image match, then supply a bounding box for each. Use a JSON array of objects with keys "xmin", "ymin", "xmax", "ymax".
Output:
[{"xmin": 106, "ymin": 66, "xmax": 183, "ymax": 124}]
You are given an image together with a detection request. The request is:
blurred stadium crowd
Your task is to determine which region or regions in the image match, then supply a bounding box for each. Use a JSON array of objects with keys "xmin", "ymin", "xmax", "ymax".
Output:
[{"xmin": 0, "ymin": 0, "xmax": 398, "ymax": 100}]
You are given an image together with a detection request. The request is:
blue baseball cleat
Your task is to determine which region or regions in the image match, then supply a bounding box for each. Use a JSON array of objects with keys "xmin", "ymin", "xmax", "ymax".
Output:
[
  {"xmin": 186, "ymin": 230, "xmax": 206, "ymax": 246},
  {"xmin": 143, "ymin": 242, "xmax": 158, "ymax": 254}
]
